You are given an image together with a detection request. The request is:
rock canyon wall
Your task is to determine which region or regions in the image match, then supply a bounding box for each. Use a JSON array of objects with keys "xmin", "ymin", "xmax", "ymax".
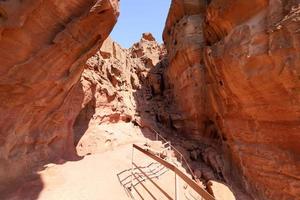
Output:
[
  {"xmin": 0, "ymin": 0, "xmax": 119, "ymax": 189},
  {"xmin": 0, "ymin": 0, "xmax": 299, "ymax": 199},
  {"xmin": 0, "ymin": 0, "xmax": 167, "ymax": 192},
  {"xmin": 162, "ymin": 0, "xmax": 300, "ymax": 199}
]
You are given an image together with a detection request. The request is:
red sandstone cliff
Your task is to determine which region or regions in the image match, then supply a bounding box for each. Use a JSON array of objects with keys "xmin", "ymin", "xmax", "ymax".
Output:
[
  {"xmin": 1, "ymin": 0, "xmax": 299, "ymax": 199},
  {"xmin": 0, "ymin": 0, "xmax": 119, "ymax": 190},
  {"xmin": 162, "ymin": 0, "xmax": 300, "ymax": 199}
]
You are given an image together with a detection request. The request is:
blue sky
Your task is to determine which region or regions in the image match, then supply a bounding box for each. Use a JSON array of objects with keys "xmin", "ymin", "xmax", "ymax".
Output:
[{"xmin": 111, "ymin": 0, "xmax": 171, "ymax": 48}]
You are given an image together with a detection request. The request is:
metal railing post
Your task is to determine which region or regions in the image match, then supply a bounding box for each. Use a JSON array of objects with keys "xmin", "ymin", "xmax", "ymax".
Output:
[
  {"xmin": 130, "ymin": 146, "xmax": 134, "ymax": 191},
  {"xmin": 132, "ymin": 144, "xmax": 216, "ymax": 200},
  {"xmin": 180, "ymin": 155, "xmax": 183, "ymax": 165},
  {"xmin": 175, "ymin": 172, "xmax": 179, "ymax": 200},
  {"xmin": 136, "ymin": 121, "xmax": 197, "ymax": 181}
]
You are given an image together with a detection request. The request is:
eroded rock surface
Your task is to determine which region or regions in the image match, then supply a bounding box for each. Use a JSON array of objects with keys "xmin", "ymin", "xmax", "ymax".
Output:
[
  {"xmin": 160, "ymin": 0, "xmax": 300, "ymax": 199},
  {"xmin": 0, "ymin": 0, "xmax": 119, "ymax": 190},
  {"xmin": 163, "ymin": 0, "xmax": 207, "ymax": 137},
  {"xmin": 73, "ymin": 34, "xmax": 165, "ymax": 156},
  {"xmin": 205, "ymin": 2, "xmax": 300, "ymax": 199},
  {"xmin": 1, "ymin": 0, "xmax": 299, "ymax": 199}
]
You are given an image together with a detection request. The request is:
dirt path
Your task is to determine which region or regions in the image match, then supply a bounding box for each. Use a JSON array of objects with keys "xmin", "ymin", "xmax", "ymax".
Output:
[
  {"xmin": 4, "ymin": 141, "xmax": 184, "ymax": 200},
  {"xmin": 6, "ymin": 144, "xmax": 138, "ymax": 200},
  {"xmin": 3, "ymin": 132, "xmax": 235, "ymax": 200}
]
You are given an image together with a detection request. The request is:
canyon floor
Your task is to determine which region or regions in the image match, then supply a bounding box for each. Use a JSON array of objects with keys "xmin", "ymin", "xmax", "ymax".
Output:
[
  {"xmin": 2, "ymin": 123, "xmax": 235, "ymax": 200},
  {"xmin": 5, "ymin": 143, "xmax": 136, "ymax": 200}
]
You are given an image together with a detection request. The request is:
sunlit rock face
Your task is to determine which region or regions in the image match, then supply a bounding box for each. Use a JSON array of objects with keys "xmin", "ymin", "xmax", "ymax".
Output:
[
  {"xmin": 0, "ymin": 0, "xmax": 119, "ymax": 189},
  {"xmin": 163, "ymin": 0, "xmax": 300, "ymax": 199},
  {"xmin": 73, "ymin": 34, "xmax": 165, "ymax": 156}
]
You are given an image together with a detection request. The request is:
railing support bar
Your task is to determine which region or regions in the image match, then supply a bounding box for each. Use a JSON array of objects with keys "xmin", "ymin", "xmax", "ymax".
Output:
[
  {"xmin": 130, "ymin": 146, "xmax": 134, "ymax": 191},
  {"xmin": 175, "ymin": 172, "xmax": 179, "ymax": 200},
  {"xmin": 132, "ymin": 144, "xmax": 215, "ymax": 200}
]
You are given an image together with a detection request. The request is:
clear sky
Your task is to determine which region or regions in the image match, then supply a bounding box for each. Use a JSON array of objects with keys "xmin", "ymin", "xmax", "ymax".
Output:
[{"xmin": 111, "ymin": 0, "xmax": 171, "ymax": 48}]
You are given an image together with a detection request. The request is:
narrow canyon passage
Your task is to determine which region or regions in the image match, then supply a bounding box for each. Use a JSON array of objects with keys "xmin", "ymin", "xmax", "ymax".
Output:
[{"xmin": 0, "ymin": 0, "xmax": 299, "ymax": 200}]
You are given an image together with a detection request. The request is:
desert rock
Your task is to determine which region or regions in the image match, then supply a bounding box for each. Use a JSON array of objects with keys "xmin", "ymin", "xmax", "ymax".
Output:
[
  {"xmin": 160, "ymin": 0, "xmax": 300, "ymax": 199},
  {"xmin": 0, "ymin": 0, "xmax": 119, "ymax": 190},
  {"xmin": 74, "ymin": 35, "xmax": 165, "ymax": 156},
  {"xmin": 1, "ymin": 0, "xmax": 299, "ymax": 199}
]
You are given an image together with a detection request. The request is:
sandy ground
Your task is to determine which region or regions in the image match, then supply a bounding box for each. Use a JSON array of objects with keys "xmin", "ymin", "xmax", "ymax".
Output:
[
  {"xmin": 2, "ymin": 124, "xmax": 235, "ymax": 200},
  {"xmin": 4, "ymin": 142, "xmax": 190, "ymax": 200},
  {"xmin": 7, "ymin": 144, "xmax": 136, "ymax": 200}
]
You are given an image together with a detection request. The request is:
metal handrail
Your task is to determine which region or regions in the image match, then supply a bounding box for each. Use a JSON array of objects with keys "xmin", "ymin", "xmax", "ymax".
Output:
[
  {"xmin": 137, "ymin": 121, "xmax": 197, "ymax": 181},
  {"xmin": 152, "ymin": 127, "xmax": 196, "ymax": 181},
  {"xmin": 132, "ymin": 144, "xmax": 215, "ymax": 200}
]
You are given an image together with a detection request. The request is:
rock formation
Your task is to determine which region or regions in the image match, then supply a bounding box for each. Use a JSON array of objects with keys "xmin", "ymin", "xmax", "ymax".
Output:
[
  {"xmin": 0, "ymin": 0, "xmax": 119, "ymax": 190},
  {"xmin": 1, "ymin": 0, "xmax": 299, "ymax": 199},
  {"xmin": 161, "ymin": 0, "xmax": 300, "ymax": 199},
  {"xmin": 163, "ymin": 0, "xmax": 207, "ymax": 136},
  {"xmin": 73, "ymin": 34, "xmax": 165, "ymax": 156}
]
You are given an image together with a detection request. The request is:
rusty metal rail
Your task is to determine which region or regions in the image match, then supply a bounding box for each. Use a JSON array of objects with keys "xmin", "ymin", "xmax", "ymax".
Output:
[
  {"xmin": 133, "ymin": 162, "xmax": 173, "ymax": 200},
  {"xmin": 151, "ymin": 127, "xmax": 196, "ymax": 180},
  {"xmin": 136, "ymin": 121, "xmax": 197, "ymax": 181},
  {"xmin": 132, "ymin": 144, "xmax": 215, "ymax": 200}
]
